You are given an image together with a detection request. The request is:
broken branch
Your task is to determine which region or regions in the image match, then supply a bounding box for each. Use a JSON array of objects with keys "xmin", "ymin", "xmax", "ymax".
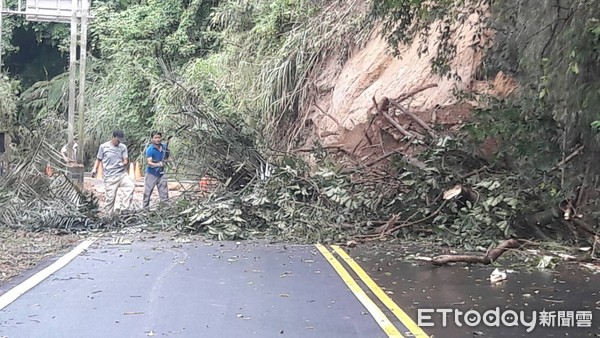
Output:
[
  {"xmin": 394, "ymin": 84, "xmax": 438, "ymax": 103},
  {"xmin": 380, "ymin": 125, "xmax": 404, "ymax": 141},
  {"xmin": 293, "ymin": 145, "xmax": 344, "ymax": 152},
  {"xmin": 549, "ymin": 145, "xmax": 584, "ymax": 172},
  {"xmin": 363, "ymin": 138, "xmax": 415, "ymax": 168},
  {"xmin": 381, "ymin": 112, "xmax": 415, "ymax": 138},
  {"xmin": 383, "ymin": 200, "xmax": 448, "ymax": 235},
  {"xmin": 431, "ymin": 239, "xmax": 521, "ymax": 266},
  {"xmin": 571, "ymin": 219, "xmax": 597, "ymax": 237},
  {"xmin": 574, "ymin": 163, "xmax": 591, "ymax": 209},
  {"xmin": 459, "ymin": 166, "xmax": 489, "ymax": 180},
  {"xmin": 391, "ymin": 102, "xmax": 435, "ymax": 137},
  {"xmin": 313, "ymin": 99, "xmax": 342, "ymax": 129}
]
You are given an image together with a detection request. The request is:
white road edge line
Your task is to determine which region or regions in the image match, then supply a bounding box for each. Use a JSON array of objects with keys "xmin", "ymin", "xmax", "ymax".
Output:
[{"xmin": 0, "ymin": 237, "xmax": 98, "ymax": 310}]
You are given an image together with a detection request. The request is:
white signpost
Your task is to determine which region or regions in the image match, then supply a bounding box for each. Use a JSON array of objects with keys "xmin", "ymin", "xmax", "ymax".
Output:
[
  {"xmin": 25, "ymin": 0, "xmax": 84, "ymax": 23},
  {"xmin": 0, "ymin": 0, "xmax": 91, "ymax": 165}
]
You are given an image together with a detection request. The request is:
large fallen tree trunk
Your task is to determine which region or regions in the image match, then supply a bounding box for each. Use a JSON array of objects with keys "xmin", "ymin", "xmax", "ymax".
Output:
[{"xmin": 431, "ymin": 239, "xmax": 521, "ymax": 266}]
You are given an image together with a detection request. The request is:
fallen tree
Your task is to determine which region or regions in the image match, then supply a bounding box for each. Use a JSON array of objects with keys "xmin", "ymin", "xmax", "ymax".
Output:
[
  {"xmin": 2, "ymin": 77, "xmax": 598, "ymax": 269},
  {"xmin": 0, "ymin": 121, "xmax": 98, "ymax": 231}
]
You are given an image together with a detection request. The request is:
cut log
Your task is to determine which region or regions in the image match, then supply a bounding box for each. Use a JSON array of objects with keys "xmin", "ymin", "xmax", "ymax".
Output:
[
  {"xmin": 443, "ymin": 185, "xmax": 463, "ymax": 200},
  {"xmin": 443, "ymin": 184, "xmax": 477, "ymax": 207},
  {"xmin": 381, "ymin": 112, "xmax": 415, "ymax": 138},
  {"xmin": 391, "ymin": 102, "xmax": 435, "ymax": 137}
]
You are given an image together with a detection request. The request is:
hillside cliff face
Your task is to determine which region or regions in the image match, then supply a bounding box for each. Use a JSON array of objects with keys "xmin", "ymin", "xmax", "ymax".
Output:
[
  {"xmin": 285, "ymin": 0, "xmax": 600, "ymax": 241},
  {"xmin": 299, "ymin": 6, "xmax": 515, "ymax": 161}
]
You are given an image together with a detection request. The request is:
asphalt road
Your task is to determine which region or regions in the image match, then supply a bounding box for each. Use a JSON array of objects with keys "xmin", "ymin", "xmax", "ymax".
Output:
[
  {"xmin": 0, "ymin": 237, "xmax": 598, "ymax": 338},
  {"xmin": 0, "ymin": 238, "xmax": 420, "ymax": 338},
  {"xmin": 348, "ymin": 245, "xmax": 600, "ymax": 337}
]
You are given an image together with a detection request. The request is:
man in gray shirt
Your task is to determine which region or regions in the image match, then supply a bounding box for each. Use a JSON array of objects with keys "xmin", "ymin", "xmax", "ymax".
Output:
[{"xmin": 91, "ymin": 130, "xmax": 135, "ymax": 214}]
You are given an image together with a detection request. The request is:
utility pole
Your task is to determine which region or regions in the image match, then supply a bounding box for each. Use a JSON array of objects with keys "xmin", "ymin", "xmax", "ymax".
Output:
[
  {"xmin": 0, "ymin": 0, "xmax": 4, "ymax": 72},
  {"xmin": 0, "ymin": 0, "xmax": 93, "ymax": 181},
  {"xmin": 0, "ymin": 0, "xmax": 8, "ymax": 171},
  {"xmin": 67, "ymin": 0, "xmax": 78, "ymax": 159},
  {"xmin": 77, "ymin": 0, "xmax": 88, "ymax": 164}
]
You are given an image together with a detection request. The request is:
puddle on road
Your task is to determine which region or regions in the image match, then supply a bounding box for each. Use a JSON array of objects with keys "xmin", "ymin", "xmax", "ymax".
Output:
[{"xmin": 346, "ymin": 242, "xmax": 600, "ymax": 337}]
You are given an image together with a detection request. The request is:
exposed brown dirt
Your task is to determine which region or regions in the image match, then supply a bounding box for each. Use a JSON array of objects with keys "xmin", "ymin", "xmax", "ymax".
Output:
[
  {"xmin": 470, "ymin": 71, "xmax": 519, "ymax": 98},
  {"xmin": 297, "ymin": 100, "xmax": 476, "ymax": 167},
  {"xmin": 292, "ymin": 4, "xmax": 518, "ymax": 169}
]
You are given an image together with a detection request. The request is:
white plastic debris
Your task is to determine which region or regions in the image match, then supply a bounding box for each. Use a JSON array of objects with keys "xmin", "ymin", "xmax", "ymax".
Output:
[
  {"xmin": 346, "ymin": 240, "xmax": 358, "ymax": 248},
  {"xmin": 490, "ymin": 268, "xmax": 507, "ymax": 283}
]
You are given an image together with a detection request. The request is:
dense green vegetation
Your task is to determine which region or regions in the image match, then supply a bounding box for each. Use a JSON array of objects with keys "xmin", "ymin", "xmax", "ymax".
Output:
[
  {"xmin": 0, "ymin": 0, "xmax": 598, "ymax": 251},
  {"xmin": 4, "ymin": 0, "xmax": 369, "ymax": 155},
  {"xmin": 368, "ymin": 0, "xmax": 600, "ymax": 248}
]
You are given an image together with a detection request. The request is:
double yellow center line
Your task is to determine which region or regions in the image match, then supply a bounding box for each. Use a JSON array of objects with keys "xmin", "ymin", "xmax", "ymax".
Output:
[{"xmin": 315, "ymin": 244, "xmax": 429, "ymax": 338}]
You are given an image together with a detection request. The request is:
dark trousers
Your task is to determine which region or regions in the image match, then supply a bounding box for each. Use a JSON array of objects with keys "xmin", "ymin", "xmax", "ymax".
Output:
[{"xmin": 143, "ymin": 173, "xmax": 168, "ymax": 208}]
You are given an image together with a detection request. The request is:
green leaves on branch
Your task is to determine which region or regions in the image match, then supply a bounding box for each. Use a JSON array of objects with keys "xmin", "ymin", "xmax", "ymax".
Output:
[
  {"xmin": 210, "ymin": 0, "xmax": 369, "ymax": 145},
  {"xmin": 369, "ymin": 0, "xmax": 474, "ymax": 76},
  {"xmin": 0, "ymin": 78, "xmax": 19, "ymax": 130},
  {"xmin": 85, "ymin": 0, "xmax": 218, "ymax": 150},
  {"xmin": 92, "ymin": 0, "xmax": 216, "ymax": 61}
]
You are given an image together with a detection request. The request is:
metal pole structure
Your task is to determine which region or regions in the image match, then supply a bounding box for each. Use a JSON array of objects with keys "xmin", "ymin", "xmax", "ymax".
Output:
[
  {"xmin": 0, "ymin": 0, "xmax": 4, "ymax": 72},
  {"xmin": 0, "ymin": 0, "xmax": 4, "ymax": 172},
  {"xmin": 67, "ymin": 0, "xmax": 78, "ymax": 155},
  {"xmin": 77, "ymin": 0, "xmax": 87, "ymax": 164}
]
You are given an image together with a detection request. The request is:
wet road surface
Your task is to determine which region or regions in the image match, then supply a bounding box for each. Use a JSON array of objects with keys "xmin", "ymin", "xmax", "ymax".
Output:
[
  {"xmin": 0, "ymin": 239, "xmax": 420, "ymax": 338},
  {"xmin": 348, "ymin": 245, "xmax": 600, "ymax": 337},
  {"xmin": 0, "ymin": 237, "xmax": 598, "ymax": 337}
]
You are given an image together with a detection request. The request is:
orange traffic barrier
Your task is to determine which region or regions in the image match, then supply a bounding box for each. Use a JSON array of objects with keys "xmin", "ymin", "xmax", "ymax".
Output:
[
  {"xmin": 128, "ymin": 162, "xmax": 135, "ymax": 179},
  {"xmin": 135, "ymin": 161, "xmax": 142, "ymax": 179},
  {"xmin": 45, "ymin": 163, "xmax": 54, "ymax": 176},
  {"xmin": 200, "ymin": 176, "xmax": 209, "ymax": 192}
]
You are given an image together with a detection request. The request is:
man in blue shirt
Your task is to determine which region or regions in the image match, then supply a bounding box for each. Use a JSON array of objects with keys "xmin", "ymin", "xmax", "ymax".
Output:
[{"xmin": 143, "ymin": 131, "xmax": 170, "ymax": 208}]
